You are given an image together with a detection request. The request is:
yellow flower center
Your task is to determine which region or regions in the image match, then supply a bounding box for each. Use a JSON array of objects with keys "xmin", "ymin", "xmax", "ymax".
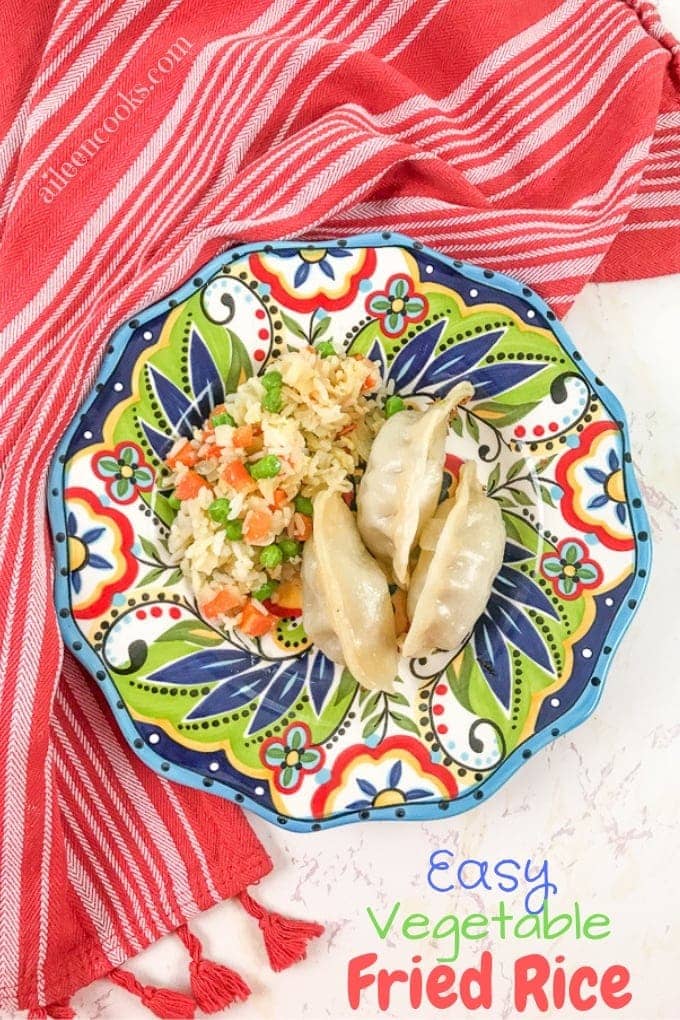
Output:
[
  {"xmin": 373, "ymin": 788, "xmax": 407, "ymax": 808},
  {"xmin": 299, "ymin": 248, "xmax": 327, "ymax": 264},
  {"xmin": 390, "ymin": 297, "xmax": 405, "ymax": 314},
  {"xmin": 563, "ymin": 564, "xmax": 577, "ymax": 578},
  {"xmin": 119, "ymin": 464, "xmax": 134, "ymax": 479},
  {"xmin": 605, "ymin": 469, "xmax": 625, "ymax": 503},
  {"xmin": 285, "ymin": 749, "xmax": 300, "ymax": 767},
  {"xmin": 67, "ymin": 535, "xmax": 88, "ymax": 572}
]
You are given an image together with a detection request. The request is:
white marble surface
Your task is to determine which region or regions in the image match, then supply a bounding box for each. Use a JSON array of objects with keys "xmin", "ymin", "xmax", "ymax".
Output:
[
  {"xmin": 56, "ymin": 280, "xmax": 680, "ymax": 1020},
  {"xmin": 16, "ymin": 2, "xmax": 680, "ymax": 1013}
]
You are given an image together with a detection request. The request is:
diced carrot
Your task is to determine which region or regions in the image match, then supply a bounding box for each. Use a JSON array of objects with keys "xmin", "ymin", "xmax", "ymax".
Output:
[
  {"xmin": 232, "ymin": 425, "xmax": 253, "ymax": 449},
  {"xmin": 240, "ymin": 601, "xmax": 275, "ymax": 636},
  {"xmin": 361, "ymin": 375, "xmax": 376, "ymax": 392},
  {"xmin": 167, "ymin": 439, "xmax": 197, "ymax": 468},
  {"xmin": 202, "ymin": 587, "xmax": 243, "ymax": 618},
  {"xmin": 337, "ymin": 423, "xmax": 356, "ymax": 438},
  {"xmin": 292, "ymin": 512, "xmax": 313, "ymax": 541},
  {"xmin": 222, "ymin": 460, "xmax": 254, "ymax": 491},
  {"xmin": 274, "ymin": 577, "xmax": 302, "ymax": 611},
  {"xmin": 272, "ymin": 488, "xmax": 289, "ymax": 509},
  {"xmin": 243, "ymin": 508, "xmax": 273, "ymax": 544},
  {"xmin": 175, "ymin": 470, "xmax": 209, "ymax": 500}
]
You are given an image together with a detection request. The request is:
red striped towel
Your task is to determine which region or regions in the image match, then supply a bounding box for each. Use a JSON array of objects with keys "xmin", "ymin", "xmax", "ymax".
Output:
[{"xmin": 0, "ymin": 0, "xmax": 678, "ymax": 1014}]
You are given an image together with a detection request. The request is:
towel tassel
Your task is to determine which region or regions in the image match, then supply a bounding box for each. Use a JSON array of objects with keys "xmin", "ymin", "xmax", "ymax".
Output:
[
  {"xmin": 238, "ymin": 889, "xmax": 324, "ymax": 972},
  {"xmin": 109, "ymin": 966, "xmax": 196, "ymax": 1019},
  {"xmin": 28, "ymin": 1004, "xmax": 74, "ymax": 1019},
  {"xmin": 177, "ymin": 923, "xmax": 250, "ymax": 1012}
]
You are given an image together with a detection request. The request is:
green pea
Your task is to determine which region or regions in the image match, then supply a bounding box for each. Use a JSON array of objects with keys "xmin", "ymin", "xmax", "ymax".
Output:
[
  {"xmin": 167, "ymin": 494, "xmax": 181, "ymax": 510},
  {"xmin": 249, "ymin": 454, "xmax": 281, "ymax": 479},
  {"xmin": 207, "ymin": 497, "xmax": 231, "ymax": 523},
  {"xmin": 259, "ymin": 544, "xmax": 283, "ymax": 569},
  {"xmin": 278, "ymin": 538, "xmax": 301, "ymax": 561},
  {"xmin": 224, "ymin": 519, "xmax": 243, "ymax": 541},
  {"xmin": 212, "ymin": 411, "xmax": 236, "ymax": 427},
  {"xmin": 294, "ymin": 495, "xmax": 313, "ymax": 515},
  {"xmin": 253, "ymin": 579, "xmax": 278, "ymax": 601},
  {"xmin": 262, "ymin": 371, "xmax": 283, "ymax": 390},
  {"xmin": 316, "ymin": 341, "xmax": 336, "ymax": 359},
  {"xmin": 262, "ymin": 389, "xmax": 283, "ymax": 413},
  {"xmin": 384, "ymin": 395, "xmax": 406, "ymax": 418}
]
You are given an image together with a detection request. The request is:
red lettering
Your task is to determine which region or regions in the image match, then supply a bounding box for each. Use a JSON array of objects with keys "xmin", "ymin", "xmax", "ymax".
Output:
[
  {"xmin": 378, "ymin": 967, "xmax": 408, "ymax": 1010},
  {"xmin": 461, "ymin": 950, "xmax": 493, "ymax": 1009},
  {"xmin": 347, "ymin": 953, "xmax": 377, "ymax": 1010},
  {"xmin": 569, "ymin": 966, "xmax": 598, "ymax": 1011},
  {"xmin": 514, "ymin": 953, "xmax": 550, "ymax": 1012},
  {"xmin": 409, "ymin": 956, "xmax": 423, "ymax": 1008},
  {"xmin": 553, "ymin": 955, "xmax": 566, "ymax": 1008},
  {"xmin": 426, "ymin": 965, "xmax": 457, "ymax": 1008},
  {"xmin": 601, "ymin": 966, "xmax": 632, "ymax": 1009}
]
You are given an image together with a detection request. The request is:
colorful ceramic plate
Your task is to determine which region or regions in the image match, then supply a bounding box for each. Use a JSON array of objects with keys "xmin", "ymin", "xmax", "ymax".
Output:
[{"xmin": 49, "ymin": 234, "xmax": 650, "ymax": 831}]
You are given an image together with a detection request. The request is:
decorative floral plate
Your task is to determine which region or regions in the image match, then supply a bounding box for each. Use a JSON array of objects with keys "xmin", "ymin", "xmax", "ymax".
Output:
[{"xmin": 48, "ymin": 234, "xmax": 650, "ymax": 831}]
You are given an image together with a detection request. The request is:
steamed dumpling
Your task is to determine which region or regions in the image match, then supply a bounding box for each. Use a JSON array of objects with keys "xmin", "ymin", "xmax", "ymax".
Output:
[
  {"xmin": 357, "ymin": 382, "xmax": 473, "ymax": 587},
  {"xmin": 301, "ymin": 490, "xmax": 397, "ymax": 691},
  {"xmin": 402, "ymin": 461, "xmax": 505, "ymax": 659}
]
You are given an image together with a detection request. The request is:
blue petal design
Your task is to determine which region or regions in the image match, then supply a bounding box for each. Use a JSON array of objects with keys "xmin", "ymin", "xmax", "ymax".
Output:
[
  {"xmin": 294, "ymin": 262, "xmax": 310, "ymax": 287},
  {"xmin": 585, "ymin": 467, "xmax": 607, "ymax": 483},
  {"xmin": 146, "ymin": 365, "xmax": 192, "ymax": 431},
  {"xmin": 587, "ymin": 494, "xmax": 609, "ymax": 509},
  {"xmin": 462, "ymin": 362, "xmax": 543, "ymax": 400},
  {"xmin": 387, "ymin": 321, "xmax": 445, "ymax": 389},
  {"xmin": 318, "ymin": 259, "xmax": 335, "ymax": 280},
  {"xmin": 616, "ymin": 502, "xmax": 627, "ymax": 524},
  {"xmin": 67, "ymin": 512, "xmax": 77, "ymax": 535},
  {"xmin": 495, "ymin": 565, "xmax": 559, "ymax": 619},
  {"xmin": 82, "ymin": 527, "xmax": 105, "ymax": 543},
  {"xmin": 88, "ymin": 554, "xmax": 112, "ymax": 570},
  {"xmin": 309, "ymin": 653, "xmax": 336, "ymax": 716},
  {"xmin": 502, "ymin": 540, "xmax": 532, "ymax": 564},
  {"xmin": 608, "ymin": 449, "xmax": 619, "ymax": 471},
  {"xmin": 140, "ymin": 419, "xmax": 176, "ymax": 460},
  {"xmin": 366, "ymin": 339, "xmax": 386, "ymax": 379},
  {"xmin": 405, "ymin": 789, "xmax": 432, "ymax": 800},
  {"xmin": 388, "ymin": 760, "xmax": 402, "ymax": 787},
  {"xmin": 149, "ymin": 644, "xmax": 265, "ymax": 690},
  {"xmin": 275, "ymin": 249, "xmax": 298, "ymax": 258},
  {"xmin": 416, "ymin": 329, "xmax": 504, "ymax": 390},
  {"xmin": 346, "ymin": 799, "xmax": 372, "ymax": 810},
  {"xmin": 248, "ymin": 662, "xmax": 306, "ymax": 734},
  {"xmin": 71, "ymin": 571, "xmax": 81, "ymax": 594},
  {"xmin": 487, "ymin": 593, "xmax": 554, "ymax": 675},
  {"xmin": 189, "ymin": 327, "xmax": 224, "ymax": 421},
  {"xmin": 474, "ymin": 614, "xmax": 512, "ymax": 709},
  {"xmin": 326, "ymin": 248, "xmax": 352, "ymax": 258},
  {"xmin": 357, "ymin": 778, "xmax": 377, "ymax": 797}
]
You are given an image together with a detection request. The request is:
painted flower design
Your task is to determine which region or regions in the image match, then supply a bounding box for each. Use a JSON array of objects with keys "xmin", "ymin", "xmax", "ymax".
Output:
[
  {"xmin": 249, "ymin": 247, "xmax": 376, "ymax": 312},
  {"xmin": 585, "ymin": 448, "xmax": 627, "ymax": 523},
  {"xmin": 345, "ymin": 760, "xmax": 433, "ymax": 810},
  {"xmin": 260, "ymin": 722, "xmax": 324, "ymax": 793},
  {"xmin": 540, "ymin": 538, "xmax": 602, "ymax": 600},
  {"xmin": 93, "ymin": 442, "xmax": 154, "ymax": 504},
  {"xmin": 64, "ymin": 487, "xmax": 138, "ymax": 618},
  {"xmin": 365, "ymin": 274, "xmax": 428, "ymax": 337},
  {"xmin": 311, "ymin": 736, "xmax": 458, "ymax": 817},
  {"xmin": 555, "ymin": 421, "xmax": 634, "ymax": 551},
  {"xmin": 66, "ymin": 511, "xmax": 111, "ymax": 595}
]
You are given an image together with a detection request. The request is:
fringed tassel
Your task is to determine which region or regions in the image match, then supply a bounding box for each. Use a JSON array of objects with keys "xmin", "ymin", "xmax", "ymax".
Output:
[
  {"xmin": 238, "ymin": 889, "xmax": 324, "ymax": 972},
  {"xmin": 177, "ymin": 924, "xmax": 250, "ymax": 1012},
  {"xmin": 109, "ymin": 966, "xmax": 196, "ymax": 1019},
  {"xmin": 46, "ymin": 1003, "xmax": 76, "ymax": 1019}
]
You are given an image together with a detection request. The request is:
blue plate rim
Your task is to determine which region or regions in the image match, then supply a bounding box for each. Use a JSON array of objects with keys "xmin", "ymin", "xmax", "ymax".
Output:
[{"xmin": 47, "ymin": 231, "xmax": 652, "ymax": 832}]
